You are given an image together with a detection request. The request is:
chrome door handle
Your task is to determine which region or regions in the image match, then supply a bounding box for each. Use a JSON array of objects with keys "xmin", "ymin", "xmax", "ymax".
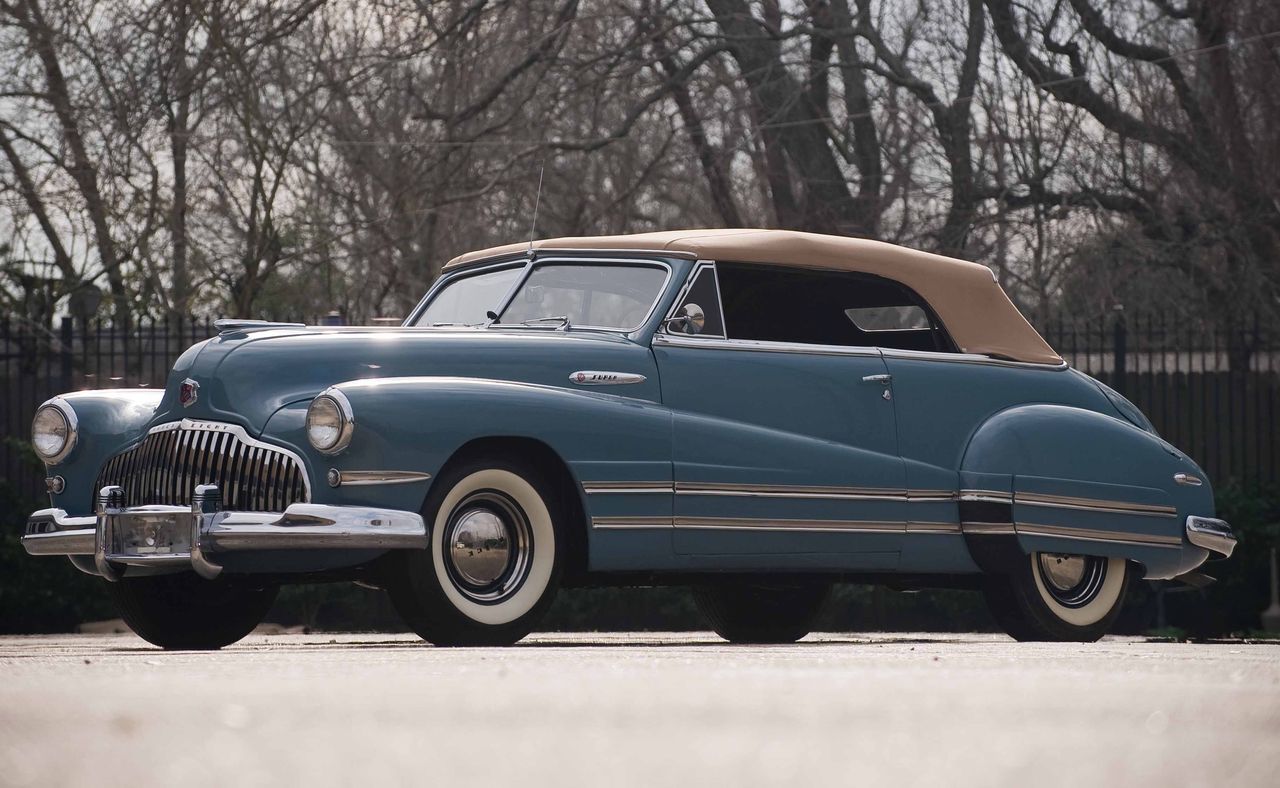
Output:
[{"xmin": 861, "ymin": 374, "xmax": 893, "ymax": 385}]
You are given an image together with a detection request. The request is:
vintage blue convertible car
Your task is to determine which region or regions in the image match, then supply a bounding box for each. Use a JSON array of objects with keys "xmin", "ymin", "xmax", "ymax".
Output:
[{"xmin": 23, "ymin": 229, "xmax": 1236, "ymax": 648}]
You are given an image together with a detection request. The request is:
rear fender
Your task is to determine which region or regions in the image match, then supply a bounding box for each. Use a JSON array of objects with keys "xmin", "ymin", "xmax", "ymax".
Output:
[{"xmin": 960, "ymin": 404, "xmax": 1214, "ymax": 579}]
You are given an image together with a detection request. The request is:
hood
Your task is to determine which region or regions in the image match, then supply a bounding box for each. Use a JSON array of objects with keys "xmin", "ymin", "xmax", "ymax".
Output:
[{"xmin": 152, "ymin": 327, "xmax": 660, "ymax": 433}]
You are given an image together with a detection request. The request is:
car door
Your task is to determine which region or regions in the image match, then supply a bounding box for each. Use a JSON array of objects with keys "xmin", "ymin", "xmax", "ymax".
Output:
[{"xmin": 652, "ymin": 262, "xmax": 907, "ymax": 570}]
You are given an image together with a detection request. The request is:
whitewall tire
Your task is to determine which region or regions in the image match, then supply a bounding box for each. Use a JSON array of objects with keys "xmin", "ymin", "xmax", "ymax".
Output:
[
  {"xmin": 984, "ymin": 552, "xmax": 1131, "ymax": 642},
  {"xmin": 388, "ymin": 458, "xmax": 564, "ymax": 646}
]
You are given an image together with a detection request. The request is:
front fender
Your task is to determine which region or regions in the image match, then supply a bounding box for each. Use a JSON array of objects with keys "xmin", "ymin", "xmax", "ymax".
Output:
[
  {"xmin": 961, "ymin": 403, "xmax": 1214, "ymax": 579},
  {"xmin": 42, "ymin": 389, "xmax": 164, "ymax": 514},
  {"xmin": 284, "ymin": 376, "xmax": 672, "ymax": 512}
]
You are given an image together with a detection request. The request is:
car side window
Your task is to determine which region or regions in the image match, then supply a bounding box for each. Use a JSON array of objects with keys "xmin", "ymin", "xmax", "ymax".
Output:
[
  {"xmin": 670, "ymin": 265, "xmax": 726, "ymax": 337},
  {"xmin": 715, "ymin": 262, "xmax": 956, "ymax": 353}
]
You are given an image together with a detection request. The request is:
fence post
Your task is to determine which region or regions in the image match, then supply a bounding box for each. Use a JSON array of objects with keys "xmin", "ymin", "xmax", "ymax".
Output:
[
  {"xmin": 59, "ymin": 317, "xmax": 73, "ymax": 391},
  {"xmin": 1113, "ymin": 308, "xmax": 1128, "ymax": 395}
]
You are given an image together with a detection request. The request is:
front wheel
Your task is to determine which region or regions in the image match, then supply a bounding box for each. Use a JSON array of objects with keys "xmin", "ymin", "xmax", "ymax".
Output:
[
  {"xmin": 694, "ymin": 580, "xmax": 832, "ymax": 644},
  {"xmin": 984, "ymin": 552, "xmax": 1131, "ymax": 642},
  {"xmin": 387, "ymin": 457, "xmax": 563, "ymax": 646},
  {"xmin": 106, "ymin": 573, "xmax": 278, "ymax": 650}
]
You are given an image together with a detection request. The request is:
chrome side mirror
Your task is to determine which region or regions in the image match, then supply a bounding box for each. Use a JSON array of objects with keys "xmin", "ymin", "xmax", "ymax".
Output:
[{"xmin": 664, "ymin": 303, "xmax": 705, "ymax": 336}]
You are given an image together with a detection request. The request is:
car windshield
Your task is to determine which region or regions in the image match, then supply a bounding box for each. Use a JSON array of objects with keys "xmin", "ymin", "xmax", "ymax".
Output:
[
  {"xmin": 416, "ymin": 262, "xmax": 668, "ymax": 331},
  {"xmin": 415, "ymin": 266, "xmax": 523, "ymax": 326},
  {"xmin": 499, "ymin": 264, "xmax": 667, "ymax": 330}
]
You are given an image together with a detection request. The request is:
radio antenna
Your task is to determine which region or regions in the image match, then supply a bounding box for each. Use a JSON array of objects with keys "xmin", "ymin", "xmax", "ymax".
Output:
[{"xmin": 527, "ymin": 162, "xmax": 545, "ymax": 256}]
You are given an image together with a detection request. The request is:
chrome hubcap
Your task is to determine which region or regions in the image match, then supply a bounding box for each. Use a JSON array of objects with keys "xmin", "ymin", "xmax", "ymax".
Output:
[
  {"xmin": 1036, "ymin": 553, "xmax": 1107, "ymax": 608},
  {"xmin": 1040, "ymin": 554, "xmax": 1086, "ymax": 591},
  {"xmin": 449, "ymin": 510, "xmax": 511, "ymax": 586},
  {"xmin": 442, "ymin": 491, "xmax": 532, "ymax": 604}
]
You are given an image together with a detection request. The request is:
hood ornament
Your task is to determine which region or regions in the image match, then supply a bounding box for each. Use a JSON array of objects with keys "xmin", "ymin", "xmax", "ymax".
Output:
[{"xmin": 179, "ymin": 378, "xmax": 200, "ymax": 408}]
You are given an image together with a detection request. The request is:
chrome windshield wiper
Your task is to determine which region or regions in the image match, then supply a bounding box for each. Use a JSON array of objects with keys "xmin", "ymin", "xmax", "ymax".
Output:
[{"xmin": 519, "ymin": 315, "xmax": 572, "ymax": 330}]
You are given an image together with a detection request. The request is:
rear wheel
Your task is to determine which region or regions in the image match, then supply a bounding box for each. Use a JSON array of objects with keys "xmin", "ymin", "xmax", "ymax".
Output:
[
  {"xmin": 387, "ymin": 456, "xmax": 563, "ymax": 646},
  {"xmin": 107, "ymin": 573, "xmax": 277, "ymax": 650},
  {"xmin": 694, "ymin": 580, "xmax": 832, "ymax": 644},
  {"xmin": 984, "ymin": 552, "xmax": 1130, "ymax": 642}
]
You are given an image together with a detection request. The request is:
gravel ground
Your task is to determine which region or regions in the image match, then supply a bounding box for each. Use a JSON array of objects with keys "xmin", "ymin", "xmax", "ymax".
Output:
[{"xmin": 1, "ymin": 632, "xmax": 1277, "ymax": 787}]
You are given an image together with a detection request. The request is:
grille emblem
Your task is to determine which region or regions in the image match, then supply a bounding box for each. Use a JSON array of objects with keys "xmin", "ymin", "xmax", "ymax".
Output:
[{"xmin": 179, "ymin": 378, "xmax": 200, "ymax": 408}]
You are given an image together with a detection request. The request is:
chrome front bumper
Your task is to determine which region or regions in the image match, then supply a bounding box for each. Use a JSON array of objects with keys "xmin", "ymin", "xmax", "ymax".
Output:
[
  {"xmin": 1185, "ymin": 515, "xmax": 1236, "ymax": 559},
  {"xmin": 23, "ymin": 484, "xmax": 427, "ymax": 580}
]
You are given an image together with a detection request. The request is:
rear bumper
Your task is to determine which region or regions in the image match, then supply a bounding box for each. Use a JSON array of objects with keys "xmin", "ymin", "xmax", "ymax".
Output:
[
  {"xmin": 23, "ymin": 484, "xmax": 426, "ymax": 580},
  {"xmin": 1185, "ymin": 515, "xmax": 1236, "ymax": 559}
]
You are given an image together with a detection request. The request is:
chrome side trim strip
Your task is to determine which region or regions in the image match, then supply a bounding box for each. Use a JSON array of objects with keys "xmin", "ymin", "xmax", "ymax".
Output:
[
  {"xmin": 591, "ymin": 516, "xmax": 674, "ymax": 529},
  {"xmin": 653, "ymin": 333, "xmax": 881, "ymax": 358},
  {"xmin": 879, "ymin": 347, "xmax": 1068, "ymax": 370},
  {"xmin": 329, "ymin": 470, "xmax": 432, "ymax": 487},
  {"xmin": 1014, "ymin": 492, "xmax": 1177, "ymax": 518},
  {"xmin": 906, "ymin": 522, "xmax": 963, "ymax": 534},
  {"xmin": 587, "ymin": 482, "xmax": 974, "ymax": 502},
  {"xmin": 585, "ymin": 513, "xmax": 1182, "ymax": 548},
  {"xmin": 675, "ymin": 517, "xmax": 905, "ymax": 534},
  {"xmin": 959, "ymin": 489, "xmax": 1013, "ymax": 504},
  {"xmin": 1014, "ymin": 522, "xmax": 1182, "ymax": 547},
  {"xmin": 961, "ymin": 522, "xmax": 1017, "ymax": 535},
  {"xmin": 906, "ymin": 489, "xmax": 957, "ymax": 501},
  {"xmin": 1173, "ymin": 473, "xmax": 1203, "ymax": 487},
  {"xmin": 653, "ymin": 335, "xmax": 1067, "ymax": 369},
  {"xmin": 676, "ymin": 482, "xmax": 908, "ymax": 501},
  {"xmin": 584, "ymin": 481, "xmax": 1173, "ymax": 520},
  {"xmin": 582, "ymin": 482, "xmax": 674, "ymax": 494}
]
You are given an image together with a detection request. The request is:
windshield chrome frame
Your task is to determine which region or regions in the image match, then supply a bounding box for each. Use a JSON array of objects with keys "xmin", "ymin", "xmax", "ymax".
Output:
[{"xmin": 407, "ymin": 255, "xmax": 674, "ymax": 335}]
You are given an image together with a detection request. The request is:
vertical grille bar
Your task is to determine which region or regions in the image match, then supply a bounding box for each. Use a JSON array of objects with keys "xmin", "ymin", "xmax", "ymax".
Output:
[
  {"xmin": 194, "ymin": 430, "xmax": 212, "ymax": 490},
  {"xmin": 136, "ymin": 432, "xmax": 154, "ymax": 504},
  {"xmin": 228, "ymin": 437, "xmax": 247, "ymax": 509},
  {"xmin": 248, "ymin": 446, "xmax": 263, "ymax": 510},
  {"xmin": 171, "ymin": 429, "xmax": 187, "ymax": 505}
]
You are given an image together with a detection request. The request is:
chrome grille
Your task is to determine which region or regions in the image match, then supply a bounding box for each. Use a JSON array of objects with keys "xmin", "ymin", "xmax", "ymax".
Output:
[{"xmin": 95, "ymin": 422, "xmax": 310, "ymax": 511}]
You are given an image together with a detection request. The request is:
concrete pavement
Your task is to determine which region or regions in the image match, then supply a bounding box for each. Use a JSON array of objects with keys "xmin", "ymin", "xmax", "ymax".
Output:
[{"xmin": 1, "ymin": 632, "xmax": 1277, "ymax": 787}]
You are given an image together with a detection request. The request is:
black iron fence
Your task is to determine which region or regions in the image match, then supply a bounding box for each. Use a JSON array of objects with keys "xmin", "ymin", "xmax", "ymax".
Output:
[
  {"xmin": 1, "ymin": 317, "xmax": 218, "ymax": 502},
  {"xmin": 1040, "ymin": 315, "xmax": 1279, "ymax": 490},
  {"xmin": 2, "ymin": 314, "xmax": 1278, "ymax": 509}
]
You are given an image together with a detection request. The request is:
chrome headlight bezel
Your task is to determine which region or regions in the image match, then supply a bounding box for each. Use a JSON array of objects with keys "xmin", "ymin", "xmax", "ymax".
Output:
[
  {"xmin": 306, "ymin": 389, "xmax": 355, "ymax": 455},
  {"xmin": 32, "ymin": 397, "xmax": 78, "ymax": 465}
]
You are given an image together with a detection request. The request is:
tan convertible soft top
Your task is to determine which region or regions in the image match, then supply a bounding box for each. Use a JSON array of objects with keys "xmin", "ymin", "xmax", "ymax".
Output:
[{"xmin": 444, "ymin": 229, "xmax": 1061, "ymax": 365}]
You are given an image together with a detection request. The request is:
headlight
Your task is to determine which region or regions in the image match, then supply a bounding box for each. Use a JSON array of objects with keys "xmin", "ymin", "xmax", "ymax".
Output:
[
  {"xmin": 32, "ymin": 398, "xmax": 77, "ymax": 464},
  {"xmin": 306, "ymin": 390, "xmax": 354, "ymax": 454}
]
